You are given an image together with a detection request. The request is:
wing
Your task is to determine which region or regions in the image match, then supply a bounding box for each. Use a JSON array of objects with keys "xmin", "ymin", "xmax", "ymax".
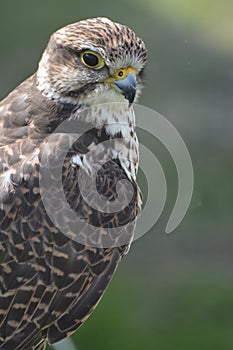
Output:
[{"xmin": 0, "ymin": 78, "xmax": 138, "ymax": 349}]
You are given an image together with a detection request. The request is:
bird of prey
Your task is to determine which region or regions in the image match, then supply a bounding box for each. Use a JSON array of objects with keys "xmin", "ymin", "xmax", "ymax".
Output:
[{"xmin": 0, "ymin": 17, "xmax": 147, "ymax": 350}]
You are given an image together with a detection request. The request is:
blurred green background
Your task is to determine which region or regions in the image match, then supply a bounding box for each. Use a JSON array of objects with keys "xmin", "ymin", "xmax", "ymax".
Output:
[{"xmin": 1, "ymin": 1, "xmax": 233, "ymax": 349}]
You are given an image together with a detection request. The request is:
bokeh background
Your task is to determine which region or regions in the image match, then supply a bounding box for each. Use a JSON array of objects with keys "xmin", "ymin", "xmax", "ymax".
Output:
[{"xmin": 1, "ymin": 1, "xmax": 233, "ymax": 349}]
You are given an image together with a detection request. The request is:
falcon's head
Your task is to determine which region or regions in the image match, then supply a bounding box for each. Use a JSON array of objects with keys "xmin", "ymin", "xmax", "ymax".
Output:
[{"xmin": 36, "ymin": 17, "xmax": 147, "ymax": 106}]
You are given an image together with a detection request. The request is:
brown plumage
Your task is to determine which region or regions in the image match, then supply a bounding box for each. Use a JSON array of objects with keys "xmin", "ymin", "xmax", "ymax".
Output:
[{"xmin": 0, "ymin": 17, "xmax": 147, "ymax": 349}]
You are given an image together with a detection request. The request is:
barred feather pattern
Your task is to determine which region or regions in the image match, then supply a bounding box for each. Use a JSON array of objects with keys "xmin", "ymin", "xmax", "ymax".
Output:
[{"xmin": 0, "ymin": 17, "xmax": 146, "ymax": 349}]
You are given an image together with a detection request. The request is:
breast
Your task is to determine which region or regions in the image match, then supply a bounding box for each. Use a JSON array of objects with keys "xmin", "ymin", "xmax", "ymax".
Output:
[{"xmin": 71, "ymin": 102, "xmax": 139, "ymax": 181}]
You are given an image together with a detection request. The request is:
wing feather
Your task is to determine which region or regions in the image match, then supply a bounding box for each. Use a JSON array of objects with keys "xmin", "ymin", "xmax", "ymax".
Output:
[{"xmin": 0, "ymin": 75, "xmax": 138, "ymax": 349}]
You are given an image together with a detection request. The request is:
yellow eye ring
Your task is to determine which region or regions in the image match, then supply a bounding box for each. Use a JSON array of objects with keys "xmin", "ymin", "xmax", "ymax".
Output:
[{"xmin": 81, "ymin": 50, "xmax": 105, "ymax": 69}]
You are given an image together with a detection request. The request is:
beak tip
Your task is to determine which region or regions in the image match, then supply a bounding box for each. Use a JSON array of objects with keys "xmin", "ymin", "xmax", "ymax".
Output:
[{"xmin": 113, "ymin": 72, "xmax": 137, "ymax": 105}]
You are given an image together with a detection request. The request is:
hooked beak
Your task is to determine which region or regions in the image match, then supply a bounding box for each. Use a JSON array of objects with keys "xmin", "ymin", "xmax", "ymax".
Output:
[
  {"xmin": 103, "ymin": 67, "xmax": 137, "ymax": 106},
  {"xmin": 113, "ymin": 72, "xmax": 137, "ymax": 106}
]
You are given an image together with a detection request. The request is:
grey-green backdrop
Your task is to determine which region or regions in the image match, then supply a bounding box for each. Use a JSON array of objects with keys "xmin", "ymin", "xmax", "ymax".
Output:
[{"xmin": 1, "ymin": 1, "xmax": 233, "ymax": 349}]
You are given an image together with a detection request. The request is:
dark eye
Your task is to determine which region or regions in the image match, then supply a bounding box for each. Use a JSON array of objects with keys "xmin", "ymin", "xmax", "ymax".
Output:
[
  {"xmin": 138, "ymin": 68, "xmax": 145, "ymax": 80},
  {"xmin": 81, "ymin": 51, "xmax": 105, "ymax": 69},
  {"xmin": 83, "ymin": 53, "xmax": 99, "ymax": 67}
]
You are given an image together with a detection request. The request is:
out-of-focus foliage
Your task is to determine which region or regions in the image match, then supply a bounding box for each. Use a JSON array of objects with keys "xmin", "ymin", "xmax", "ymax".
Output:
[
  {"xmin": 1, "ymin": 1, "xmax": 232, "ymax": 349},
  {"xmin": 132, "ymin": 0, "xmax": 233, "ymax": 53}
]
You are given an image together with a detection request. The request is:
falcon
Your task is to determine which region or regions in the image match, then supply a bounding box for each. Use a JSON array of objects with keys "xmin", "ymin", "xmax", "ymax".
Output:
[{"xmin": 0, "ymin": 17, "xmax": 147, "ymax": 350}]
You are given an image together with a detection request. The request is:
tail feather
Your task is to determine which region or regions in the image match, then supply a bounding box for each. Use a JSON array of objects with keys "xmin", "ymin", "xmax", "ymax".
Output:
[{"xmin": 0, "ymin": 324, "xmax": 47, "ymax": 350}]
